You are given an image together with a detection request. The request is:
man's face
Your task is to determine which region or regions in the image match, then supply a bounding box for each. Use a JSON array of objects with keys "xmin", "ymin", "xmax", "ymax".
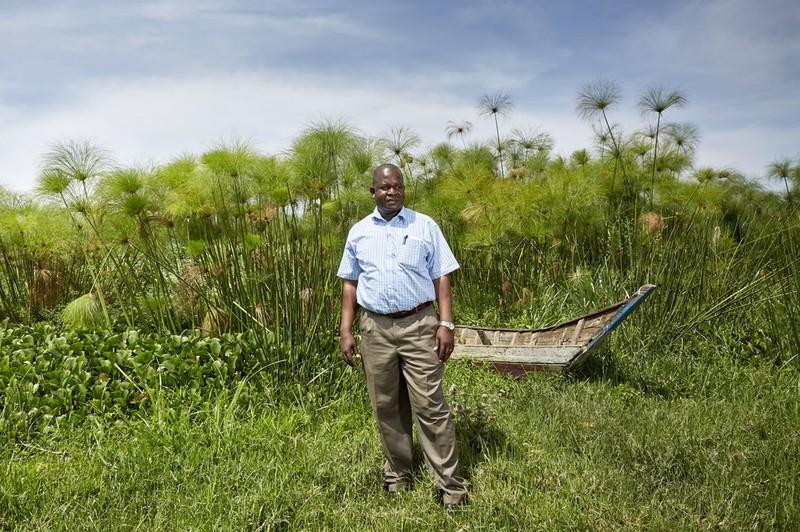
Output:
[{"xmin": 371, "ymin": 169, "xmax": 405, "ymax": 219}]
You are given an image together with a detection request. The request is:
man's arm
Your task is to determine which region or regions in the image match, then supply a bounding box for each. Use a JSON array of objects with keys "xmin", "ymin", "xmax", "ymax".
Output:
[
  {"xmin": 432, "ymin": 274, "xmax": 455, "ymax": 364},
  {"xmin": 339, "ymin": 279, "xmax": 359, "ymax": 367}
]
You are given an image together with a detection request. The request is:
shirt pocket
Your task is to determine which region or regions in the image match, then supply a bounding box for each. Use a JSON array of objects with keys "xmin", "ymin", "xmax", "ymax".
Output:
[{"xmin": 398, "ymin": 237, "xmax": 428, "ymax": 272}]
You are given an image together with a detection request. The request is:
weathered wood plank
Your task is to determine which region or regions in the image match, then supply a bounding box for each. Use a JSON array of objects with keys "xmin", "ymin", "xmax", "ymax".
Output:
[
  {"xmin": 569, "ymin": 318, "xmax": 585, "ymax": 345},
  {"xmin": 451, "ymin": 346, "xmax": 582, "ymax": 364}
]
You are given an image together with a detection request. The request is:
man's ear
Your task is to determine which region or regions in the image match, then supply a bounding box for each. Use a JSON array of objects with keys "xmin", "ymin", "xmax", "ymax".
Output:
[{"xmin": 370, "ymin": 187, "xmax": 375, "ymax": 196}]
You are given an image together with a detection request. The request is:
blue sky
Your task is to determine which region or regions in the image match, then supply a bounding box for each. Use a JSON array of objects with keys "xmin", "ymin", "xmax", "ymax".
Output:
[{"xmin": 1, "ymin": 0, "xmax": 798, "ymax": 192}]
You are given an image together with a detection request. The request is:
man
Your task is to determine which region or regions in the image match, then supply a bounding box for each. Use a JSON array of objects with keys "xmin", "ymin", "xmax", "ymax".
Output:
[{"xmin": 337, "ymin": 163, "xmax": 467, "ymax": 509}]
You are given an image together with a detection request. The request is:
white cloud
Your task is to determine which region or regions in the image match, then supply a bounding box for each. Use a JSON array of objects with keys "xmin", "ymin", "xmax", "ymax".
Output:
[
  {"xmin": 1, "ymin": 0, "xmax": 797, "ymax": 193},
  {"xmin": 625, "ymin": 0, "xmax": 800, "ymax": 88},
  {"xmin": 2, "ymin": 60, "xmax": 796, "ymax": 194},
  {"xmin": 0, "ymin": 72, "xmax": 476, "ymax": 192}
]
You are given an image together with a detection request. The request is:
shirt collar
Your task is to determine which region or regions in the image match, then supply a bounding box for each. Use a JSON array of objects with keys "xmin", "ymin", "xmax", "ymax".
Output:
[{"xmin": 370, "ymin": 206, "xmax": 407, "ymax": 223}]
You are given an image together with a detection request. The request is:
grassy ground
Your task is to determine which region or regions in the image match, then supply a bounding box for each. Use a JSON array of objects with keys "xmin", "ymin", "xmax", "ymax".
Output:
[{"xmin": 2, "ymin": 334, "xmax": 797, "ymax": 531}]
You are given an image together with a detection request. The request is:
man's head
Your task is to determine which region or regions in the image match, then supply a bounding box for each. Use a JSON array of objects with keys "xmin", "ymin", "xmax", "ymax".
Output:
[{"xmin": 371, "ymin": 164, "xmax": 405, "ymax": 220}]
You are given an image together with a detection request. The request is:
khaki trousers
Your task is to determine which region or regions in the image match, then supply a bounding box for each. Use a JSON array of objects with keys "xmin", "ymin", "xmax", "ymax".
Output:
[{"xmin": 360, "ymin": 305, "xmax": 466, "ymax": 504}]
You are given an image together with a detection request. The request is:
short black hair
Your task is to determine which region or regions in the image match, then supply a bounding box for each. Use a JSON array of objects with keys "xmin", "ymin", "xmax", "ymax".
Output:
[{"xmin": 372, "ymin": 164, "xmax": 403, "ymax": 186}]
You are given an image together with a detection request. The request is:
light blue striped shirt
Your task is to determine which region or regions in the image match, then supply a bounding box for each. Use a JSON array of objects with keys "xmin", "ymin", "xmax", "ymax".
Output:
[{"xmin": 337, "ymin": 207, "xmax": 459, "ymax": 315}]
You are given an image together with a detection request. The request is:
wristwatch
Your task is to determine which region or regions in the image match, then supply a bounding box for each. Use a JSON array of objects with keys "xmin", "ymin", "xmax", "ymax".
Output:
[{"xmin": 439, "ymin": 320, "xmax": 456, "ymax": 331}]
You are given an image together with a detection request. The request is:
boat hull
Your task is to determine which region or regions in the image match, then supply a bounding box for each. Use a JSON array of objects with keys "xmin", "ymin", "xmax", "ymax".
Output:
[{"xmin": 451, "ymin": 285, "xmax": 656, "ymax": 375}]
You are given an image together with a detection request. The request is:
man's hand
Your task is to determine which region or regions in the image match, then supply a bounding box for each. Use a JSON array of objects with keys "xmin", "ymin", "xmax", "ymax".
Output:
[
  {"xmin": 434, "ymin": 327, "xmax": 455, "ymax": 364},
  {"xmin": 339, "ymin": 279, "xmax": 359, "ymax": 367},
  {"xmin": 432, "ymin": 274, "xmax": 455, "ymax": 364},
  {"xmin": 340, "ymin": 332, "xmax": 359, "ymax": 367}
]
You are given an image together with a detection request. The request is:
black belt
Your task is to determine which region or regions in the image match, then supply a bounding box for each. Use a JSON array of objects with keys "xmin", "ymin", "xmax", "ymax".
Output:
[{"xmin": 383, "ymin": 301, "xmax": 433, "ymax": 319}]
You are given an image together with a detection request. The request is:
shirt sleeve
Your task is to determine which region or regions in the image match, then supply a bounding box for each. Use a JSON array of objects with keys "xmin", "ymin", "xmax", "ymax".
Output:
[
  {"xmin": 337, "ymin": 233, "xmax": 362, "ymax": 280},
  {"xmin": 427, "ymin": 221, "xmax": 459, "ymax": 280}
]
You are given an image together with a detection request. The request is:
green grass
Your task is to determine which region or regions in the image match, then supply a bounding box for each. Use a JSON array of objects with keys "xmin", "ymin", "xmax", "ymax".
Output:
[
  {"xmin": 1, "ymin": 105, "xmax": 798, "ymax": 530},
  {"xmin": 2, "ymin": 342, "xmax": 797, "ymax": 531},
  {"xmin": 1, "ymin": 206, "xmax": 798, "ymax": 529}
]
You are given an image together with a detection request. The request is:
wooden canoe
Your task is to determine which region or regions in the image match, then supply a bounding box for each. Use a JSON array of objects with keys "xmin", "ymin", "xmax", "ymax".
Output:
[{"xmin": 451, "ymin": 284, "xmax": 656, "ymax": 375}]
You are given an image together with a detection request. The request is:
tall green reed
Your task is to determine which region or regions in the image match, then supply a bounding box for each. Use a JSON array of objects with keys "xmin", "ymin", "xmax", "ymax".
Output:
[{"xmin": 3, "ymin": 132, "xmax": 798, "ymax": 382}]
